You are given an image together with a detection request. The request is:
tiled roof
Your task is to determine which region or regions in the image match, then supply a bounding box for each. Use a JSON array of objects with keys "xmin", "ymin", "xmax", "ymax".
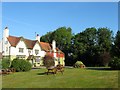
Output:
[
  {"xmin": 7, "ymin": 35, "xmax": 64, "ymax": 56},
  {"xmin": 24, "ymin": 39, "xmax": 37, "ymax": 49},
  {"xmin": 40, "ymin": 42, "xmax": 52, "ymax": 51},
  {"xmin": 7, "ymin": 35, "xmax": 21, "ymax": 47},
  {"xmin": 7, "ymin": 35, "xmax": 38, "ymax": 49}
]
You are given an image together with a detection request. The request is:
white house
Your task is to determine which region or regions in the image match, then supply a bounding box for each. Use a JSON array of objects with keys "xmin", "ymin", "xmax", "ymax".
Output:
[{"xmin": 0, "ymin": 27, "xmax": 65, "ymax": 66}]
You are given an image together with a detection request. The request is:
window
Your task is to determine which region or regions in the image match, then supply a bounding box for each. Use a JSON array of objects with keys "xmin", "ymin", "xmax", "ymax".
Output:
[
  {"xmin": 19, "ymin": 48, "xmax": 24, "ymax": 53},
  {"xmin": 36, "ymin": 58, "xmax": 40, "ymax": 62},
  {"xmin": 35, "ymin": 49, "xmax": 39, "ymax": 55}
]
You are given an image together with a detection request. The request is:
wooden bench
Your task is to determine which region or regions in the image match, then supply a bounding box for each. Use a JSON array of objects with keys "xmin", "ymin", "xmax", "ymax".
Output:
[{"xmin": 56, "ymin": 64, "xmax": 64, "ymax": 74}]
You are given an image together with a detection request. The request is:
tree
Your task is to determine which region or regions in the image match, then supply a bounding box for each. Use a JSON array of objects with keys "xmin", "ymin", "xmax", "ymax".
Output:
[
  {"xmin": 72, "ymin": 27, "xmax": 113, "ymax": 66},
  {"xmin": 97, "ymin": 28, "xmax": 113, "ymax": 52},
  {"xmin": 41, "ymin": 27, "xmax": 72, "ymax": 51},
  {"xmin": 40, "ymin": 32, "xmax": 53, "ymax": 43},
  {"xmin": 97, "ymin": 28, "xmax": 113, "ymax": 66},
  {"xmin": 41, "ymin": 27, "xmax": 73, "ymax": 66},
  {"xmin": 43, "ymin": 55, "xmax": 55, "ymax": 68},
  {"xmin": 113, "ymin": 31, "xmax": 120, "ymax": 58},
  {"xmin": 72, "ymin": 27, "xmax": 97, "ymax": 66},
  {"xmin": 41, "ymin": 26, "xmax": 113, "ymax": 66},
  {"xmin": 51, "ymin": 27, "xmax": 72, "ymax": 50}
]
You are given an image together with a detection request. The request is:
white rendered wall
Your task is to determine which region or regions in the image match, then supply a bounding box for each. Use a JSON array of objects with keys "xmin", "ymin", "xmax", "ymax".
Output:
[
  {"xmin": 15, "ymin": 40, "xmax": 28, "ymax": 56},
  {"xmin": 33, "ymin": 42, "xmax": 42, "ymax": 56},
  {"xmin": 10, "ymin": 46, "xmax": 17, "ymax": 55},
  {"xmin": 4, "ymin": 41, "xmax": 11, "ymax": 56},
  {"xmin": 32, "ymin": 42, "xmax": 46, "ymax": 57}
]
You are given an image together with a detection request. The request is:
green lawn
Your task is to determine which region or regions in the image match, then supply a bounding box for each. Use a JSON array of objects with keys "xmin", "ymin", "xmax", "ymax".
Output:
[{"xmin": 2, "ymin": 67, "xmax": 119, "ymax": 88}]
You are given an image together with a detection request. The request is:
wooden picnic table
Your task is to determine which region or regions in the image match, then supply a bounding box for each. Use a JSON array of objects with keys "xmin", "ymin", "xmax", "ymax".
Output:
[{"xmin": 46, "ymin": 64, "xmax": 64, "ymax": 75}]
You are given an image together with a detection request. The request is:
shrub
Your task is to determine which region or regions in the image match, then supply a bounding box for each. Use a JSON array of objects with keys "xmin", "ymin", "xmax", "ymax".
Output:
[
  {"xmin": 43, "ymin": 55, "xmax": 55, "ymax": 68},
  {"xmin": 2, "ymin": 58, "xmax": 11, "ymax": 69},
  {"xmin": 74, "ymin": 61, "xmax": 85, "ymax": 68},
  {"xmin": 109, "ymin": 57, "xmax": 120, "ymax": 70},
  {"xmin": 11, "ymin": 58, "xmax": 32, "ymax": 72}
]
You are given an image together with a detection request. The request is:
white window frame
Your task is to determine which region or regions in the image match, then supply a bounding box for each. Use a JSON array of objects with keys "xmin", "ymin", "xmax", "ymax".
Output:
[
  {"xmin": 35, "ymin": 49, "xmax": 39, "ymax": 55},
  {"xmin": 19, "ymin": 48, "xmax": 24, "ymax": 53}
]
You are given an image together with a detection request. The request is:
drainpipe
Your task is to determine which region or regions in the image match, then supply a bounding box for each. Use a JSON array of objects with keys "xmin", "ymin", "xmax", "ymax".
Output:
[
  {"xmin": 9, "ymin": 46, "xmax": 11, "ymax": 60},
  {"xmin": 9, "ymin": 46, "xmax": 11, "ymax": 67}
]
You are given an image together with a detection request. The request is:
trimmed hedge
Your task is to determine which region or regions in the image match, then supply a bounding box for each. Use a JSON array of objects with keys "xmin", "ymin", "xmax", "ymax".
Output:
[
  {"xmin": 109, "ymin": 57, "xmax": 120, "ymax": 70},
  {"xmin": 74, "ymin": 61, "xmax": 85, "ymax": 68},
  {"xmin": 11, "ymin": 58, "xmax": 32, "ymax": 72},
  {"xmin": 2, "ymin": 58, "xmax": 11, "ymax": 69}
]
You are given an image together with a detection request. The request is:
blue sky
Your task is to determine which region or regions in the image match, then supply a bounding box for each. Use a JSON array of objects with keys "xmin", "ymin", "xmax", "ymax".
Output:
[{"xmin": 2, "ymin": 2, "xmax": 118, "ymax": 40}]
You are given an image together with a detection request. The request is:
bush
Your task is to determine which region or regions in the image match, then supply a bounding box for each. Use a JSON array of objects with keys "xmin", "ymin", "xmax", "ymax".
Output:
[
  {"xmin": 2, "ymin": 58, "xmax": 11, "ymax": 69},
  {"xmin": 109, "ymin": 57, "xmax": 120, "ymax": 70},
  {"xmin": 74, "ymin": 61, "xmax": 85, "ymax": 68},
  {"xmin": 43, "ymin": 55, "xmax": 55, "ymax": 68},
  {"xmin": 11, "ymin": 58, "xmax": 32, "ymax": 72}
]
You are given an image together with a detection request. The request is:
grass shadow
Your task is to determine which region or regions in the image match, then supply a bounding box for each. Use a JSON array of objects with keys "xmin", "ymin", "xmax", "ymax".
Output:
[
  {"xmin": 37, "ymin": 72, "xmax": 46, "ymax": 75},
  {"xmin": 85, "ymin": 67, "xmax": 118, "ymax": 71}
]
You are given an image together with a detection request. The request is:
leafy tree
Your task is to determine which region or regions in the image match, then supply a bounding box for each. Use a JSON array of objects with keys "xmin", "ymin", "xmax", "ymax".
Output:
[
  {"xmin": 41, "ymin": 27, "xmax": 73, "ymax": 66},
  {"xmin": 41, "ymin": 32, "xmax": 52, "ymax": 43},
  {"xmin": 96, "ymin": 28, "xmax": 113, "ymax": 66},
  {"xmin": 41, "ymin": 26, "xmax": 113, "ymax": 67},
  {"xmin": 97, "ymin": 28, "xmax": 113, "ymax": 52},
  {"xmin": 72, "ymin": 27, "xmax": 113, "ymax": 66},
  {"xmin": 51, "ymin": 27, "xmax": 72, "ymax": 50},
  {"xmin": 72, "ymin": 27, "xmax": 97, "ymax": 66},
  {"xmin": 113, "ymin": 31, "xmax": 120, "ymax": 58},
  {"xmin": 43, "ymin": 55, "xmax": 55, "ymax": 68},
  {"xmin": 99, "ymin": 51, "xmax": 111, "ymax": 66}
]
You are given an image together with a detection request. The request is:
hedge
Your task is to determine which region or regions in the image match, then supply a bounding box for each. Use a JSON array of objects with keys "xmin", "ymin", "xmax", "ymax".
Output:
[{"xmin": 11, "ymin": 58, "xmax": 32, "ymax": 72}]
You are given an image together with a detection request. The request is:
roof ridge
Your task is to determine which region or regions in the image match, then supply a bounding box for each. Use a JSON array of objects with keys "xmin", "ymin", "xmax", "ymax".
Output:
[
  {"xmin": 9, "ymin": 35, "xmax": 20, "ymax": 38},
  {"xmin": 40, "ymin": 41, "xmax": 50, "ymax": 44},
  {"xmin": 9, "ymin": 35, "xmax": 37, "ymax": 41},
  {"xmin": 24, "ymin": 38, "xmax": 37, "ymax": 42}
]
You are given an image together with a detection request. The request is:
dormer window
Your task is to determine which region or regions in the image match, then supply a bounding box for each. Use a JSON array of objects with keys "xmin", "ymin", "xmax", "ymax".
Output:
[{"xmin": 19, "ymin": 48, "xmax": 24, "ymax": 53}]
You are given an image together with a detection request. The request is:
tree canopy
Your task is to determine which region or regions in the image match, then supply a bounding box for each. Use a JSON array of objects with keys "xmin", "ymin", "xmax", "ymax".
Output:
[{"xmin": 41, "ymin": 26, "xmax": 117, "ymax": 67}]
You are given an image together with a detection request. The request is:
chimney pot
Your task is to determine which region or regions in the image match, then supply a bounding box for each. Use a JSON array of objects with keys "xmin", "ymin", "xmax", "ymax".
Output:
[
  {"xmin": 5, "ymin": 27, "xmax": 8, "ymax": 29},
  {"xmin": 36, "ymin": 34, "xmax": 40, "ymax": 42}
]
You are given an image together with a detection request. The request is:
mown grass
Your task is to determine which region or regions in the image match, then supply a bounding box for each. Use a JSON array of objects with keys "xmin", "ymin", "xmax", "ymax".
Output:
[{"xmin": 2, "ymin": 67, "xmax": 119, "ymax": 88}]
